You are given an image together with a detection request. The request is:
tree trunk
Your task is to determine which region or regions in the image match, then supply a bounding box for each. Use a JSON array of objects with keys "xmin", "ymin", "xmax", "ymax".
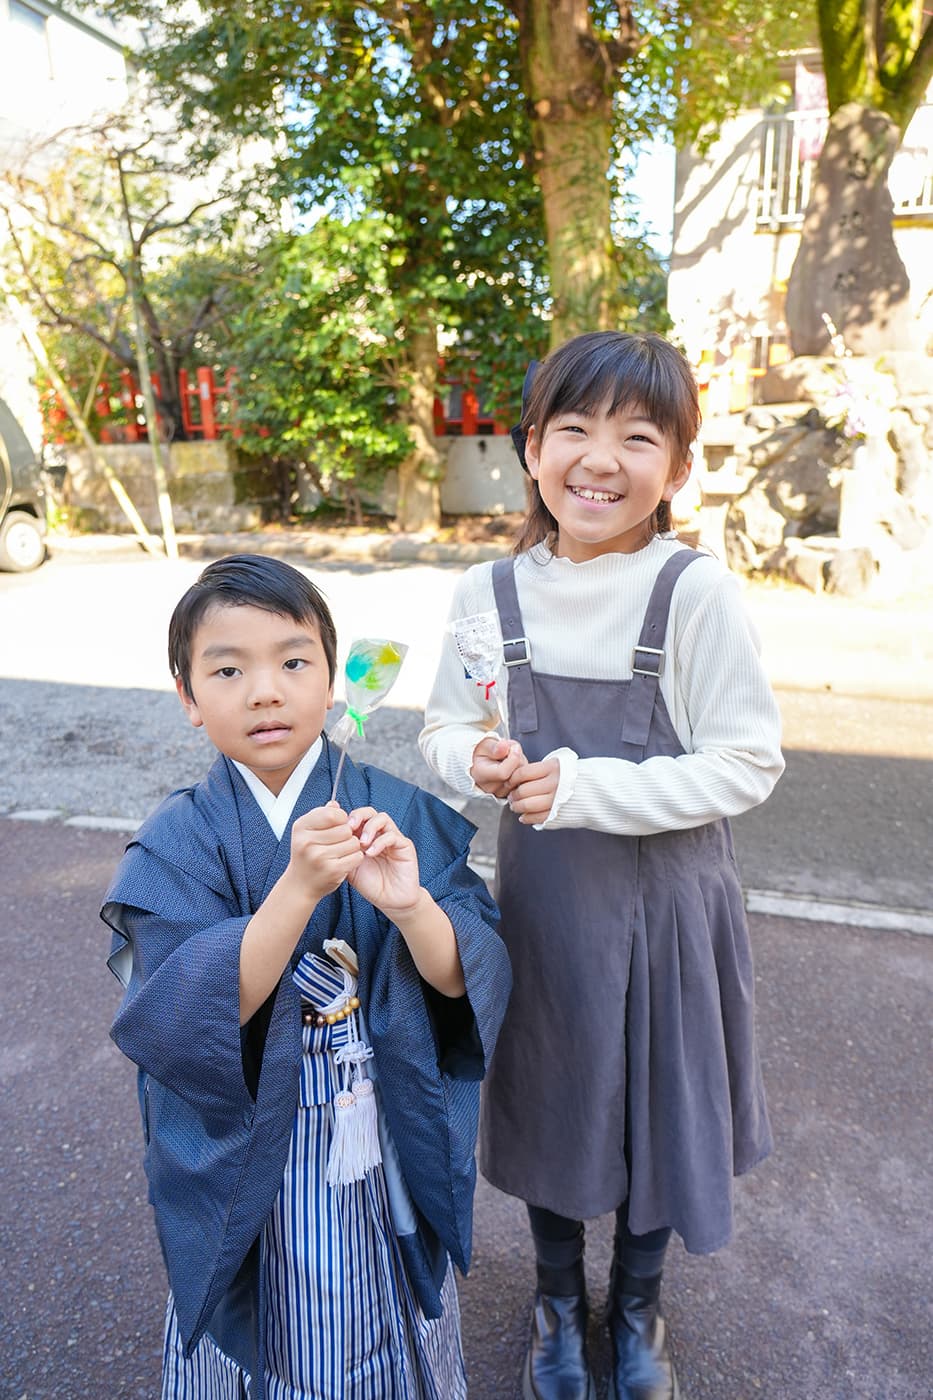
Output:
[
  {"xmin": 394, "ymin": 322, "xmax": 443, "ymax": 533},
  {"xmin": 785, "ymin": 103, "xmax": 918, "ymax": 355},
  {"xmin": 519, "ymin": 0, "xmax": 630, "ymax": 345}
]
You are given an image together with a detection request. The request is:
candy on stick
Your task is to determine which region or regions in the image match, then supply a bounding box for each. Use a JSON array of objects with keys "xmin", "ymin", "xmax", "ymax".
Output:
[
  {"xmin": 329, "ymin": 639, "xmax": 408, "ymax": 802},
  {"xmin": 449, "ymin": 610, "xmax": 508, "ymax": 734}
]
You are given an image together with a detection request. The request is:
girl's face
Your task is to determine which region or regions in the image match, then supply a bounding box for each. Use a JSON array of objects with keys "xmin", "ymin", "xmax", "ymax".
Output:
[{"xmin": 524, "ymin": 398, "xmax": 690, "ymax": 561}]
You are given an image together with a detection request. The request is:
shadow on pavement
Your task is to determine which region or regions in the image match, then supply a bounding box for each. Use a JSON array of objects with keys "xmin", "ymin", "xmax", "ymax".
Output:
[{"xmin": 2, "ymin": 678, "xmax": 933, "ymax": 917}]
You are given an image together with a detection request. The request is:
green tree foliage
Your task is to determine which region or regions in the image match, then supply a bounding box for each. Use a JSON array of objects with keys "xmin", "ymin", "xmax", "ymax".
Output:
[
  {"xmin": 0, "ymin": 110, "xmax": 255, "ymax": 441},
  {"xmin": 95, "ymin": 0, "xmax": 698, "ymax": 523},
  {"xmin": 625, "ymin": 0, "xmax": 806, "ymax": 148},
  {"xmin": 99, "ymin": 1, "xmax": 550, "ymax": 525},
  {"xmin": 83, "ymin": 0, "xmax": 806, "ymax": 516},
  {"xmin": 223, "ymin": 221, "xmax": 410, "ymax": 496},
  {"xmin": 502, "ymin": 0, "xmax": 804, "ymax": 340},
  {"xmin": 816, "ymin": 0, "xmax": 933, "ymax": 130}
]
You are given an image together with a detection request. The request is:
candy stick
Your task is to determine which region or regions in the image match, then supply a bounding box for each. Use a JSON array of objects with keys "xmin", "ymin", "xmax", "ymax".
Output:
[
  {"xmin": 329, "ymin": 639, "xmax": 408, "ymax": 802},
  {"xmin": 449, "ymin": 610, "xmax": 508, "ymax": 735}
]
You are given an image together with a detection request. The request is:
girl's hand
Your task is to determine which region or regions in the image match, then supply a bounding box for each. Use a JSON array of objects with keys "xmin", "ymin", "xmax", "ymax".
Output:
[
  {"xmin": 288, "ymin": 802, "xmax": 364, "ymax": 901},
  {"xmin": 507, "ymin": 757, "xmax": 561, "ymax": 825},
  {"xmin": 470, "ymin": 736, "xmax": 526, "ymax": 798},
  {"xmin": 346, "ymin": 807, "xmax": 421, "ymax": 915}
]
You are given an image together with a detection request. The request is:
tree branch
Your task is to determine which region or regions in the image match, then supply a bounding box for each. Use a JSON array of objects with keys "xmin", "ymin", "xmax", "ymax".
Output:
[{"xmin": 139, "ymin": 194, "xmax": 229, "ymax": 244}]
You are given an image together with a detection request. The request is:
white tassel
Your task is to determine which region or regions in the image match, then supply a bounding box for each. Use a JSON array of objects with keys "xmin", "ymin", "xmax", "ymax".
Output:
[
  {"xmin": 349, "ymin": 1075, "xmax": 382, "ymax": 1175},
  {"xmin": 303, "ymin": 943, "xmax": 383, "ymax": 1188},
  {"xmin": 326, "ymin": 1035, "xmax": 382, "ymax": 1188},
  {"xmin": 326, "ymin": 1087, "xmax": 362, "ymax": 1187}
]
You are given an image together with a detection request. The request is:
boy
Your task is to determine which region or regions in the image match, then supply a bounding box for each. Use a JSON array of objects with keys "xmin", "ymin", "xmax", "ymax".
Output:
[{"xmin": 103, "ymin": 554, "xmax": 511, "ymax": 1400}]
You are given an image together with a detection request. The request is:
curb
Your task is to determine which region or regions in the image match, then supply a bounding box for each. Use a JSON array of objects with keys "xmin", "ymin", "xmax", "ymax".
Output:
[{"xmin": 47, "ymin": 529, "xmax": 509, "ymax": 566}]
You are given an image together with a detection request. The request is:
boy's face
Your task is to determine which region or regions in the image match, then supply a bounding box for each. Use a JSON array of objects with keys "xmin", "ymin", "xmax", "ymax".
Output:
[{"xmin": 177, "ymin": 603, "xmax": 334, "ymax": 795}]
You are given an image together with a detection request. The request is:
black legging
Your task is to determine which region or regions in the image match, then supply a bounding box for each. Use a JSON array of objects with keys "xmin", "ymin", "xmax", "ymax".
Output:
[{"xmin": 527, "ymin": 1203, "xmax": 671, "ymax": 1277}]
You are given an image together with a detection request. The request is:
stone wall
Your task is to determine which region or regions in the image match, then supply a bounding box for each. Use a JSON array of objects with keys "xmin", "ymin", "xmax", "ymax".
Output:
[
  {"xmin": 694, "ymin": 352, "xmax": 933, "ymax": 596},
  {"xmin": 56, "ymin": 433, "xmax": 528, "ymax": 534},
  {"xmin": 59, "ymin": 440, "xmax": 282, "ymax": 533}
]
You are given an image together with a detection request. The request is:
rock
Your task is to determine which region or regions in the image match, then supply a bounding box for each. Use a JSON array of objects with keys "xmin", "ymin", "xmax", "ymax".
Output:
[
  {"xmin": 756, "ymin": 357, "xmax": 843, "ymax": 406},
  {"xmin": 874, "ymin": 351, "xmax": 933, "ymax": 398},
  {"xmin": 692, "ymin": 349, "xmax": 933, "ymax": 595},
  {"xmin": 878, "ymin": 496, "xmax": 930, "ymax": 550},
  {"xmin": 742, "ymin": 404, "xmax": 812, "ymax": 432},
  {"xmin": 747, "ymin": 421, "xmax": 813, "ymax": 470},
  {"xmin": 784, "ymin": 102, "xmax": 916, "ymax": 356},
  {"xmin": 824, "ymin": 547, "xmax": 876, "ymax": 597},
  {"xmin": 770, "ymin": 428, "xmax": 845, "ymax": 523},
  {"xmin": 889, "ymin": 408, "xmax": 933, "ymax": 500},
  {"xmin": 763, "ymin": 539, "xmax": 833, "ymax": 593}
]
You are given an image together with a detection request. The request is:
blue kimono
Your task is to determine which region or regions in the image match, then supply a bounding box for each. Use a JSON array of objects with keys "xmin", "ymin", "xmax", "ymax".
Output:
[{"xmin": 102, "ymin": 738, "xmax": 511, "ymax": 1395}]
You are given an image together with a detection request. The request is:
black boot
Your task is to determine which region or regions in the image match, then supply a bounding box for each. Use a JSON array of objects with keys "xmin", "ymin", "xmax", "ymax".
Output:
[
  {"xmin": 607, "ymin": 1267, "xmax": 679, "ymax": 1400},
  {"xmin": 522, "ymin": 1226, "xmax": 597, "ymax": 1400}
]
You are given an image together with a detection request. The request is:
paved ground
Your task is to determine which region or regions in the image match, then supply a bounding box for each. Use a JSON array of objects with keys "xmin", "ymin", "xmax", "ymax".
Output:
[
  {"xmin": 2, "ymin": 819, "xmax": 930, "ymax": 1400},
  {"xmin": 2, "ymin": 533, "xmax": 932, "ymax": 1398},
  {"xmin": 2, "ymin": 538, "xmax": 932, "ymax": 918}
]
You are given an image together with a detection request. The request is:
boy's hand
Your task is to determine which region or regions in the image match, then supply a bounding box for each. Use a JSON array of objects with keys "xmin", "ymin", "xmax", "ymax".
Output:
[
  {"xmin": 345, "ymin": 807, "xmax": 422, "ymax": 916},
  {"xmin": 507, "ymin": 757, "xmax": 561, "ymax": 825},
  {"xmin": 288, "ymin": 803, "xmax": 364, "ymax": 902},
  {"xmin": 470, "ymin": 736, "xmax": 526, "ymax": 798}
]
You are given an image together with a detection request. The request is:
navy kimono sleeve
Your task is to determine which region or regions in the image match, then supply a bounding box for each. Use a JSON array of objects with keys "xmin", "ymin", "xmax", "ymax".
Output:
[{"xmin": 103, "ymin": 842, "xmax": 255, "ymax": 1125}]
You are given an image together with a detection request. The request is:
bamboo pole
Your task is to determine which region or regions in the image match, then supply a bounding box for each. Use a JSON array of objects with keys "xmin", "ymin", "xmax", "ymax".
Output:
[{"xmin": 125, "ymin": 256, "xmax": 178, "ymax": 559}]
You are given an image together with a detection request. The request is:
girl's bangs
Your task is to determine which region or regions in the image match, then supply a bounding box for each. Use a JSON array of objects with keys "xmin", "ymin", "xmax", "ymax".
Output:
[
  {"xmin": 527, "ymin": 332, "xmax": 698, "ymax": 453},
  {"xmin": 550, "ymin": 352, "xmax": 679, "ymax": 436}
]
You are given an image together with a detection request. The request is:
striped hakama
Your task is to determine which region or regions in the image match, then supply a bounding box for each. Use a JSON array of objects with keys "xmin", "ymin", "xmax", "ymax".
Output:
[{"xmin": 161, "ymin": 972, "xmax": 466, "ymax": 1400}]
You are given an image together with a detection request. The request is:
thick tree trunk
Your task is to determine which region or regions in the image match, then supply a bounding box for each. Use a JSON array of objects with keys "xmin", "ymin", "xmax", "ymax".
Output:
[
  {"xmin": 519, "ymin": 0, "xmax": 635, "ymax": 345},
  {"xmin": 394, "ymin": 322, "xmax": 443, "ymax": 533},
  {"xmin": 785, "ymin": 103, "xmax": 918, "ymax": 356}
]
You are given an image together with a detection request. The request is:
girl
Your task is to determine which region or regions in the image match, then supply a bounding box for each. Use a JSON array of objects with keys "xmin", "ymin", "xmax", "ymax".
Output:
[{"xmin": 419, "ymin": 332, "xmax": 784, "ymax": 1400}]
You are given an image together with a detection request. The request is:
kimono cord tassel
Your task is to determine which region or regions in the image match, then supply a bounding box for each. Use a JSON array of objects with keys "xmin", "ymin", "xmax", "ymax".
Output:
[{"xmin": 316, "ymin": 965, "xmax": 383, "ymax": 1188}]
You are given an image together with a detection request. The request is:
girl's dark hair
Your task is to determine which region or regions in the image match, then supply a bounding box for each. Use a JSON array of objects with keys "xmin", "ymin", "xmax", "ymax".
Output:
[
  {"xmin": 168, "ymin": 554, "xmax": 338, "ymax": 698},
  {"xmin": 514, "ymin": 330, "xmax": 701, "ymax": 554}
]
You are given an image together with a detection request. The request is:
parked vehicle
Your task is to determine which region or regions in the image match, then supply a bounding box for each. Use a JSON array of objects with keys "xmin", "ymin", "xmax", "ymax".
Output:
[{"xmin": 0, "ymin": 397, "xmax": 47, "ymax": 572}]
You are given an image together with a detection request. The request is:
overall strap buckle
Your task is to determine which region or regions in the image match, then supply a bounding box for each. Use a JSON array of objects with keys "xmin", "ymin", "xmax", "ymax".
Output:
[
  {"xmin": 503, "ymin": 635, "xmax": 532, "ymax": 667},
  {"xmin": 631, "ymin": 645, "xmax": 664, "ymax": 677}
]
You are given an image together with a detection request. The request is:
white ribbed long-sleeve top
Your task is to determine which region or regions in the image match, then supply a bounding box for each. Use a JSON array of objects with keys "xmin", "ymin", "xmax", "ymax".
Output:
[{"xmin": 418, "ymin": 537, "xmax": 784, "ymax": 836}]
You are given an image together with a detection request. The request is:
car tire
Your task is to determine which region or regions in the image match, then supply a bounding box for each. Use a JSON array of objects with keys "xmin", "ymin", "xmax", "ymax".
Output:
[{"xmin": 0, "ymin": 510, "xmax": 46, "ymax": 572}]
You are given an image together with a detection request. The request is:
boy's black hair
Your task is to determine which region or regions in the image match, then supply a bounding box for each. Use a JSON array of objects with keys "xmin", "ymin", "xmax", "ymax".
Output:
[
  {"xmin": 514, "ymin": 331, "xmax": 701, "ymax": 553},
  {"xmin": 169, "ymin": 554, "xmax": 338, "ymax": 698}
]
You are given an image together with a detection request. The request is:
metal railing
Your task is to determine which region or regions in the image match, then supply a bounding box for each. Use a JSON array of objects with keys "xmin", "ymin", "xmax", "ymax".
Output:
[{"xmin": 756, "ymin": 107, "xmax": 933, "ymax": 225}]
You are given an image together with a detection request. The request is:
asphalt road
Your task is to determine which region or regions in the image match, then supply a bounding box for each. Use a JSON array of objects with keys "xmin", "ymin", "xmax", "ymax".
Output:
[
  {"xmin": 2, "ymin": 818, "xmax": 930, "ymax": 1400},
  {"xmin": 2, "ymin": 544, "xmax": 932, "ymax": 1398}
]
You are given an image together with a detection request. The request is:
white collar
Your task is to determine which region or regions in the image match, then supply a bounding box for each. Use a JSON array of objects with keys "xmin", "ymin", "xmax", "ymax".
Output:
[{"xmin": 232, "ymin": 736, "xmax": 324, "ymax": 841}]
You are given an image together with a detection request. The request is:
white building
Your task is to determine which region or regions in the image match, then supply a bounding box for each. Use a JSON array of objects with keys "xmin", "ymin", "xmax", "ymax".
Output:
[{"xmin": 0, "ymin": 1, "xmax": 133, "ymax": 444}]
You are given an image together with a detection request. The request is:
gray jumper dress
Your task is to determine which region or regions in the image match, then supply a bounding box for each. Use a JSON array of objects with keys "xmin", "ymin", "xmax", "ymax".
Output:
[{"xmin": 479, "ymin": 550, "xmax": 772, "ymax": 1254}]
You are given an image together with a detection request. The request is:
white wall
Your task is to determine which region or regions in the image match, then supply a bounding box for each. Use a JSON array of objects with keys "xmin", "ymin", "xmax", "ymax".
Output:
[
  {"xmin": 0, "ymin": 3, "xmax": 133, "ymax": 447},
  {"xmin": 440, "ymin": 436, "xmax": 527, "ymax": 515},
  {"xmin": 0, "ymin": 1, "xmax": 130, "ymax": 153}
]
